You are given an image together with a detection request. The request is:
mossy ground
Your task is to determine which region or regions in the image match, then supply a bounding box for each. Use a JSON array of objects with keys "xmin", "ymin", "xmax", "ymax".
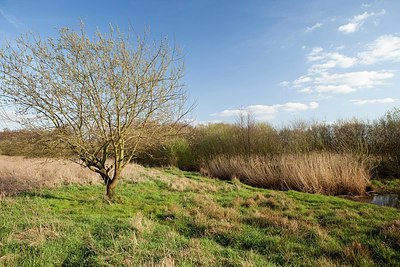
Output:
[{"xmin": 1, "ymin": 168, "xmax": 399, "ymax": 266}]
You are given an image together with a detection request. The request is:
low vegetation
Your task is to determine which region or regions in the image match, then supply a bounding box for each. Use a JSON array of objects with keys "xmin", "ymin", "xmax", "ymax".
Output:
[
  {"xmin": 0, "ymin": 160, "xmax": 399, "ymax": 266},
  {"xmin": 1, "ymin": 108, "xmax": 400, "ymax": 197},
  {"xmin": 0, "ymin": 156, "xmax": 146, "ymax": 197},
  {"xmin": 202, "ymin": 153, "xmax": 370, "ymax": 196}
]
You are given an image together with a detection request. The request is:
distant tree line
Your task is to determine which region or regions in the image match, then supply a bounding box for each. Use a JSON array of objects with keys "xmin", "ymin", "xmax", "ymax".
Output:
[{"xmin": 2, "ymin": 108, "xmax": 400, "ymax": 179}]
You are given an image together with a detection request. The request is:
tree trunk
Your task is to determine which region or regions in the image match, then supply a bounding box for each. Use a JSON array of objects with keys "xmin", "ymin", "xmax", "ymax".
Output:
[{"xmin": 105, "ymin": 174, "xmax": 119, "ymax": 200}]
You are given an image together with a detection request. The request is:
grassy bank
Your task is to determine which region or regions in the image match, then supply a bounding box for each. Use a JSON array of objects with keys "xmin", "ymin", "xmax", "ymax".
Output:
[{"xmin": 1, "ymin": 166, "xmax": 399, "ymax": 266}]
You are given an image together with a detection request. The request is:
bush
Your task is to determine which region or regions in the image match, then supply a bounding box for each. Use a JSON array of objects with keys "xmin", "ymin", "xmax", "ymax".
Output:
[
  {"xmin": 0, "ymin": 129, "xmax": 69, "ymax": 158},
  {"xmin": 134, "ymin": 137, "xmax": 196, "ymax": 171}
]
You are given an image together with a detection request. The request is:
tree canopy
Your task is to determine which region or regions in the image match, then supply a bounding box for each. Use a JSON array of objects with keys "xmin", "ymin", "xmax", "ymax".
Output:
[{"xmin": 0, "ymin": 24, "xmax": 190, "ymax": 199}]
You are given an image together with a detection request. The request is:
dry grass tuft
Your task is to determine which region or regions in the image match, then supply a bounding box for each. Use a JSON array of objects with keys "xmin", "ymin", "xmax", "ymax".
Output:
[
  {"xmin": 10, "ymin": 222, "xmax": 63, "ymax": 246},
  {"xmin": 129, "ymin": 212, "xmax": 154, "ymax": 234},
  {"xmin": 0, "ymin": 155, "xmax": 156, "ymax": 196},
  {"xmin": 243, "ymin": 192, "xmax": 297, "ymax": 211},
  {"xmin": 188, "ymin": 195, "xmax": 239, "ymax": 222},
  {"xmin": 380, "ymin": 220, "xmax": 400, "ymax": 246},
  {"xmin": 202, "ymin": 153, "xmax": 370, "ymax": 195},
  {"xmin": 343, "ymin": 240, "xmax": 373, "ymax": 266},
  {"xmin": 181, "ymin": 238, "xmax": 217, "ymax": 266},
  {"xmin": 169, "ymin": 178, "xmax": 218, "ymax": 193},
  {"xmin": 157, "ymin": 255, "xmax": 176, "ymax": 267},
  {"xmin": 244, "ymin": 210, "xmax": 300, "ymax": 234},
  {"xmin": 314, "ymin": 257, "xmax": 340, "ymax": 267},
  {"xmin": 0, "ymin": 253, "xmax": 16, "ymax": 266}
]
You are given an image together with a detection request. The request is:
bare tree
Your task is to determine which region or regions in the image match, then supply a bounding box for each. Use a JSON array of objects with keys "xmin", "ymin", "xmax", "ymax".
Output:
[
  {"xmin": 0, "ymin": 24, "xmax": 190, "ymax": 199},
  {"xmin": 236, "ymin": 109, "xmax": 255, "ymax": 157}
]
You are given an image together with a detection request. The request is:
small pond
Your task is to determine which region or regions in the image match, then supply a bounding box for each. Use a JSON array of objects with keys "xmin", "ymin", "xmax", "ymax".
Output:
[
  {"xmin": 370, "ymin": 194, "xmax": 400, "ymax": 209},
  {"xmin": 341, "ymin": 194, "xmax": 400, "ymax": 209}
]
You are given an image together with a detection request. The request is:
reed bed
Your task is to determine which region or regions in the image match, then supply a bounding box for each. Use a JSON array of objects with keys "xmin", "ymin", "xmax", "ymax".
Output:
[{"xmin": 202, "ymin": 153, "xmax": 370, "ymax": 195}]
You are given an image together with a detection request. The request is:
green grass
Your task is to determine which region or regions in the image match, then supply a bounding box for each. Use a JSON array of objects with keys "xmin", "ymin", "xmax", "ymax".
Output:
[
  {"xmin": 371, "ymin": 178, "xmax": 400, "ymax": 193},
  {"xmin": 1, "ymin": 168, "xmax": 400, "ymax": 266}
]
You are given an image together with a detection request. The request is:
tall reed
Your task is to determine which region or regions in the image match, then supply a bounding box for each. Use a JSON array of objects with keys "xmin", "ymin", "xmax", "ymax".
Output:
[{"xmin": 202, "ymin": 153, "xmax": 370, "ymax": 195}]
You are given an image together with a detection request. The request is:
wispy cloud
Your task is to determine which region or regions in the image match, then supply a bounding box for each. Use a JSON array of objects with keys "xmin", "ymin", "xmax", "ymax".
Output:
[
  {"xmin": 315, "ymin": 85, "xmax": 355, "ymax": 94},
  {"xmin": 359, "ymin": 34, "xmax": 400, "ymax": 64},
  {"xmin": 361, "ymin": 3, "xmax": 373, "ymax": 8},
  {"xmin": 305, "ymin": 22, "xmax": 323, "ymax": 33},
  {"xmin": 292, "ymin": 70, "xmax": 395, "ymax": 94},
  {"xmin": 0, "ymin": 7, "xmax": 22, "ymax": 28},
  {"xmin": 213, "ymin": 102, "xmax": 319, "ymax": 120},
  {"xmin": 338, "ymin": 9, "xmax": 385, "ymax": 34},
  {"xmin": 282, "ymin": 33, "xmax": 400, "ymax": 95},
  {"xmin": 314, "ymin": 70, "xmax": 394, "ymax": 89},
  {"xmin": 307, "ymin": 47, "xmax": 357, "ymax": 70},
  {"xmin": 351, "ymin": 98, "xmax": 398, "ymax": 105}
]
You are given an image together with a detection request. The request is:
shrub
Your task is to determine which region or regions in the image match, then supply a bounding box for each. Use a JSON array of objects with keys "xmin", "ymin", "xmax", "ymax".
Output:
[{"xmin": 134, "ymin": 137, "xmax": 196, "ymax": 170}]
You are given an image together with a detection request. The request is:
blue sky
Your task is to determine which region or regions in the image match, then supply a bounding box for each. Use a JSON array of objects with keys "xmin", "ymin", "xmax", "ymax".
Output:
[{"xmin": 0, "ymin": 0, "xmax": 400, "ymax": 127}]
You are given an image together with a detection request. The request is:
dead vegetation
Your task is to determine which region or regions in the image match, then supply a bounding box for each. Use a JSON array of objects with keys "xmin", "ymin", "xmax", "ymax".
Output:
[
  {"xmin": 169, "ymin": 178, "xmax": 218, "ymax": 193},
  {"xmin": 0, "ymin": 155, "xmax": 223, "ymax": 197},
  {"xmin": 10, "ymin": 223, "xmax": 63, "ymax": 247},
  {"xmin": 0, "ymin": 155, "xmax": 155, "ymax": 196},
  {"xmin": 202, "ymin": 153, "xmax": 371, "ymax": 195}
]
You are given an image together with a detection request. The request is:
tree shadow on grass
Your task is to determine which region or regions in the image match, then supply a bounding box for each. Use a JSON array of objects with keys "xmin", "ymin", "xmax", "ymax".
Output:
[{"xmin": 19, "ymin": 191, "xmax": 82, "ymax": 202}]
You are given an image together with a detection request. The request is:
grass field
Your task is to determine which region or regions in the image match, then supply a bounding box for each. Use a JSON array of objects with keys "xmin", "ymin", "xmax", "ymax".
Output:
[{"xmin": 1, "ymin": 158, "xmax": 400, "ymax": 267}]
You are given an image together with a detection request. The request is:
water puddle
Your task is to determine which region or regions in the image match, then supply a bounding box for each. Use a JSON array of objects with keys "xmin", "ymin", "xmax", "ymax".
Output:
[
  {"xmin": 340, "ymin": 193, "xmax": 400, "ymax": 209},
  {"xmin": 370, "ymin": 194, "xmax": 400, "ymax": 209}
]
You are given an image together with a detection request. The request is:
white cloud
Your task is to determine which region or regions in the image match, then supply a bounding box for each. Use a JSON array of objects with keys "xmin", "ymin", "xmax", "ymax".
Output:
[
  {"xmin": 338, "ymin": 9, "xmax": 385, "ymax": 34},
  {"xmin": 293, "ymin": 75, "xmax": 312, "ymax": 86},
  {"xmin": 315, "ymin": 85, "xmax": 355, "ymax": 94},
  {"xmin": 307, "ymin": 47, "xmax": 324, "ymax": 61},
  {"xmin": 214, "ymin": 109, "xmax": 246, "ymax": 118},
  {"xmin": 190, "ymin": 119, "xmax": 222, "ymax": 126},
  {"xmin": 309, "ymin": 102, "xmax": 319, "ymax": 109},
  {"xmin": 298, "ymin": 87, "xmax": 313, "ymax": 94},
  {"xmin": 279, "ymin": 81, "xmax": 290, "ymax": 87},
  {"xmin": 351, "ymin": 98, "xmax": 398, "ymax": 105},
  {"xmin": 285, "ymin": 33, "xmax": 400, "ymax": 99},
  {"xmin": 359, "ymin": 35, "xmax": 400, "ymax": 64},
  {"xmin": 314, "ymin": 54, "xmax": 356, "ymax": 69},
  {"xmin": 279, "ymin": 102, "xmax": 316, "ymax": 112},
  {"xmin": 0, "ymin": 8, "xmax": 22, "ymax": 28},
  {"xmin": 305, "ymin": 22, "xmax": 323, "ymax": 33},
  {"xmin": 315, "ymin": 70, "xmax": 395, "ymax": 88},
  {"xmin": 288, "ymin": 34, "xmax": 400, "ymax": 95},
  {"xmin": 290, "ymin": 68, "xmax": 395, "ymax": 95},
  {"xmin": 214, "ymin": 102, "xmax": 319, "ymax": 119},
  {"xmin": 307, "ymin": 47, "xmax": 357, "ymax": 70},
  {"xmin": 362, "ymin": 3, "xmax": 373, "ymax": 8},
  {"xmin": 338, "ymin": 22, "xmax": 359, "ymax": 34}
]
